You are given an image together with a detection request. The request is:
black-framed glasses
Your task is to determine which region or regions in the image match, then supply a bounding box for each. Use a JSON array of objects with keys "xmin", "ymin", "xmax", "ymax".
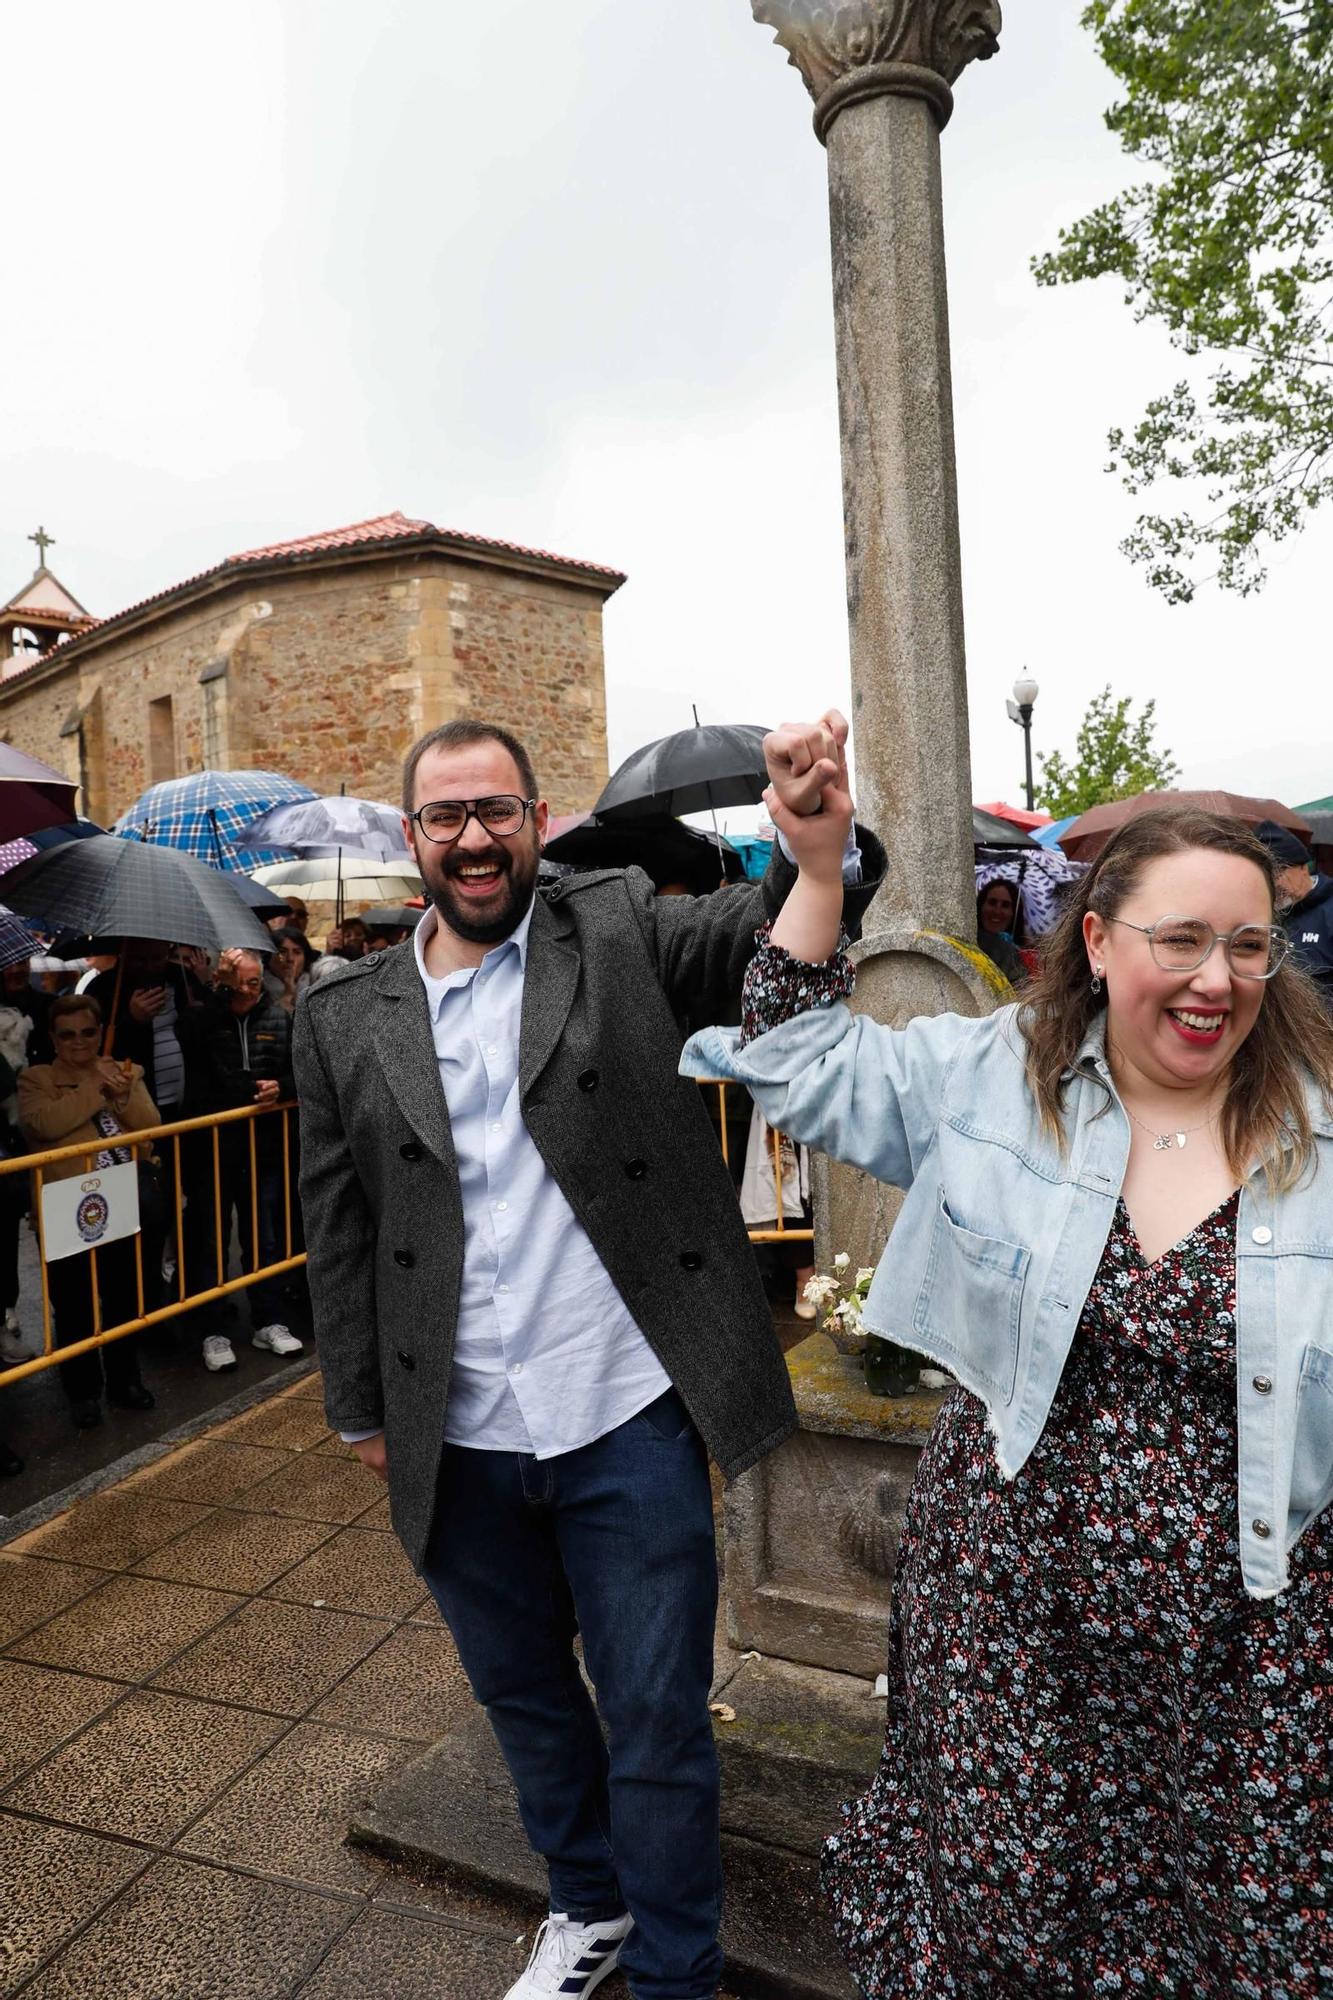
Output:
[
  {"xmin": 53, "ymin": 1026, "xmax": 100, "ymax": 1042},
  {"xmin": 1108, "ymin": 915, "xmax": 1291, "ymax": 980},
  {"xmin": 410, "ymin": 795, "xmax": 536, "ymax": 844}
]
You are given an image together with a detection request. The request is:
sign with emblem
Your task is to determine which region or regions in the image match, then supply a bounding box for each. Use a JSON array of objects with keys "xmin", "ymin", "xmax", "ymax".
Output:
[{"xmin": 40, "ymin": 1164, "xmax": 141, "ymax": 1263}]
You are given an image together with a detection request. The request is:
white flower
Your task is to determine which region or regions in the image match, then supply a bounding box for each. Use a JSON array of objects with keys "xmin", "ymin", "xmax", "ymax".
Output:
[
  {"xmin": 803, "ymin": 1275, "xmax": 838, "ymax": 1308},
  {"xmin": 854, "ymin": 1267, "xmax": 875, "ymax": 1292},
  {"xmin": 834, "ymin": 1251, "xmax": 850, "ymax": 1271}
]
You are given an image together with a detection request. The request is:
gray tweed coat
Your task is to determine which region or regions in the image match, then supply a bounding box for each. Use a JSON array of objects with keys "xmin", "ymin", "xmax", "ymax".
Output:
[{"xmin": 293, "ymin": 838, "xmax": 884, "ymax": 1570}]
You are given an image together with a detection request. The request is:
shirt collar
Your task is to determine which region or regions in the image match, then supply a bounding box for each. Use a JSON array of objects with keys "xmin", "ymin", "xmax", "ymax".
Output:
[{"xmin": 413, "ymin": 898, "xmax": 535, "ymax": 1015}]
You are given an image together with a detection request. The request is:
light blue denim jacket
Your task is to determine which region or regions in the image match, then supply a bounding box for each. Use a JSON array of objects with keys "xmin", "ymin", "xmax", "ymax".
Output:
[{"xmin": 682, "ymin": 1001, "xmax": 1333, "ymax": 1601}]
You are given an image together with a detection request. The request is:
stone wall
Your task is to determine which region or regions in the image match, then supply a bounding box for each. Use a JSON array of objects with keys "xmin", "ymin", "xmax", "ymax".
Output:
[{"xmin": 0, "ymin": 549, "xmax": 613, "ymax": 826}]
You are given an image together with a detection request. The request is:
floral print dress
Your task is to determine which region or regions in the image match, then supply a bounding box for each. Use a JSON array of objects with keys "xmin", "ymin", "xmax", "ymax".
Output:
[{"xmin": 821, "ymin": 1189, "xmax": 1333, "ymax": 1998}]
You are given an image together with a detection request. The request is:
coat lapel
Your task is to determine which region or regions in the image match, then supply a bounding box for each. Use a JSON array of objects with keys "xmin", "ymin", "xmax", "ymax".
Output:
[
  {"xmin": 372, "ymin": 944, "xmax": 457, "ymax": 1168},
  {"xmin": 520, "ymin": 893, "xmax": 580, "ymax": 1100}
]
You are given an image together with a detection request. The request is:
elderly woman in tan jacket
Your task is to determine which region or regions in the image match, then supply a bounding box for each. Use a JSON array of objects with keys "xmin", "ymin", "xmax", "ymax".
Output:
[{"xmin": 18, "ymin": 992, "xmax": 161, "ymax": 1430}]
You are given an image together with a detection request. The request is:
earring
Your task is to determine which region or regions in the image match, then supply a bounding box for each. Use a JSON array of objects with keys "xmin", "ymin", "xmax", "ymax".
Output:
[{"xmin": 1090, "ymin": 967, "xmax": 1103, "ymax": 997}]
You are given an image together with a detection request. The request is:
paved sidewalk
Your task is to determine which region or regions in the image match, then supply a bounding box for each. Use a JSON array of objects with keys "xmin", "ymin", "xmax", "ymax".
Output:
[{"xmin": 0, "ymin": 1371, "xmax": 740, "ymax": 1999}]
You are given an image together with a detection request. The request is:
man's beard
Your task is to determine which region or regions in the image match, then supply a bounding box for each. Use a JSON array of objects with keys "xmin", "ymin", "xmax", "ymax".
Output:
[{"xmin": 425, "ymin": 838, "xmax": 539, "ymax": 946}]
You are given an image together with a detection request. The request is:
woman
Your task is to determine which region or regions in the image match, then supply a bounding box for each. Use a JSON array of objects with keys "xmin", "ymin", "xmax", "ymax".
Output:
[
  {"xmin": 683, "ymin": 768, "xmax": 1333, "ymax": 1993},
  {"xmin": 18, "ymin": 994, "xmax": 161, "ymax": 1430},
  {"xmin": 263, "ymin": 925, "xmax": 315, "ymax": 1013}
]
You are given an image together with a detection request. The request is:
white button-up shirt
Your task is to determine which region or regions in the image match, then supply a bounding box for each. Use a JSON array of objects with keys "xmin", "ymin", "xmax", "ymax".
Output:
[{"xmin": 407, "ymin": 900, "xmax": 669, "ymax": 1456}]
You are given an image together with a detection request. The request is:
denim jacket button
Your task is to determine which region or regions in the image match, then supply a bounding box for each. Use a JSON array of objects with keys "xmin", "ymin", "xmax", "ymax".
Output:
[
  {"xmin": 1251, "ymin": 1518, "xmax": 1272, "ymax": 1539},
  {"xmin": 1251, "ymin": 1226, "xmax": 1273, "ymax": 1245},
  {"xmin": 1252, "ymin": 1375, "xmax": 1273, "ymax": 1395}
]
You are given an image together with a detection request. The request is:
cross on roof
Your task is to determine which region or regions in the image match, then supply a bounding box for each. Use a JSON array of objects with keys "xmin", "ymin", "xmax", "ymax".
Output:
[{"xmin": 28, "ymin": 525, "xmax": 54, "ymax": 565}]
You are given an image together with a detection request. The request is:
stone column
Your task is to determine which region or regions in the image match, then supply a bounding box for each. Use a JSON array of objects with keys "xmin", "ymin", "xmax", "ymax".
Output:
[{"xmin": 753, "ymin": 0, "xmax": 1005, "ymax": 1278}]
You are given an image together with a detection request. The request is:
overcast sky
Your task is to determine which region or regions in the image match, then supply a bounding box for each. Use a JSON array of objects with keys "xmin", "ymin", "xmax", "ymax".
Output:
[{"xmin": 5, "ymin": 2, "xmax": 1329, "ymax": 820}]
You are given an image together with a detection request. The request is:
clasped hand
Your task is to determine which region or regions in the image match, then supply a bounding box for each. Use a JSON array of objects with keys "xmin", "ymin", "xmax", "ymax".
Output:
[{"xmin": 762, "ymin": 708, "xmax": 855, "ymax": 881}]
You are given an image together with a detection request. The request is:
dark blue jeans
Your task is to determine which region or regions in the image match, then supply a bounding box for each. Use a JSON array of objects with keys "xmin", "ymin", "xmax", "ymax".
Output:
[{"xmin": 421, "ymin": 1388, "xmax": 723, "ymax": 2000}]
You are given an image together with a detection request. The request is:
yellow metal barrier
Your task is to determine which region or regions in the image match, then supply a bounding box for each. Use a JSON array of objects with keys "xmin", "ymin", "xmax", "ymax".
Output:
[
  {"xmin": 696, "ymin": 1077, "xmax": 813, "ymax": 1245},
  {"xmin": 0, "ymin": 1101, "xmax": 305, "ymax": 1387}
]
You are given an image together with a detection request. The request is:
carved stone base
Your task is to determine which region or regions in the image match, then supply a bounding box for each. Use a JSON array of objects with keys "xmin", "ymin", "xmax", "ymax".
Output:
[{"xmin": 726, "ymin": 1332, "xmax": 939, "ymax": 1680}]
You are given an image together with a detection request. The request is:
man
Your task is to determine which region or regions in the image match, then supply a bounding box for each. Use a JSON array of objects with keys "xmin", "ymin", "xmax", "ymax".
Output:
[
  {"xmin": 1254, "ymin": 820, "xmax": 1333, "ymax": 1009},
  {"xmin": 182, "ymin": 948, "xmax": 304, "ymax": 1370},
  {"xmin": 295, "ymin": 714, "xmax": 882, "ymax": 2000}
]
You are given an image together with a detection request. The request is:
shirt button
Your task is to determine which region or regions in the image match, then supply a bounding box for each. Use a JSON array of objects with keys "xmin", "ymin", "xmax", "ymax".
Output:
[
  {"xmin": 1252, "ymin": 1519, "xmax": 1272, "ymax": 1539},
  {"xmin": 1251, "ymin": 1226, "xmax": 1273, "ymax": 1245},
  {"xmin": 491, "ymin": 1122, "xmax": 503, "ymax": 1133},
  {"xmin": 511, "ymin": 1362, "xmax": 523, "ymax": 1376},
  {"xmin": 495, "ymin": 1200, "xmax": 508, "ymax": 1212},
  {"xmin": 496, "ymin": 1284, "xmax": 511, "ymax": 1295},
  {"xmin": 1252, "ymin": 1375, "xmax": 1273, "ymax": 1395},
  {"xmin": 485, "ymin": 1044, "xmax": 499, "ymax": 1057},
  {"xmin": 578, "ymin": 1069, "xmax": 600, "ymax": 1093}
]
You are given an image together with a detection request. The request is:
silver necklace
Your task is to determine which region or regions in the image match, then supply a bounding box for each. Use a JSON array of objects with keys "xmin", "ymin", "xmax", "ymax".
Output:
[{"xmin": 1123, "ymin": 1104, "xmax": 1218, "ymax": 1152}]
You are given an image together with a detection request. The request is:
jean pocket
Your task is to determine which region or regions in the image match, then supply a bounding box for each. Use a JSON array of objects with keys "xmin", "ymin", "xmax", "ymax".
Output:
[{"xmin": 634, "ymin": 1387, "xmax": 694, "ymax": 1442}]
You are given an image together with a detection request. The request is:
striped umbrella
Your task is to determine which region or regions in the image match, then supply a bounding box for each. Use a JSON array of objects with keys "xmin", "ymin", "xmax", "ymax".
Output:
[{"xmin": 112, "ymin": 771, "xmax": 317, "ymax": 870}]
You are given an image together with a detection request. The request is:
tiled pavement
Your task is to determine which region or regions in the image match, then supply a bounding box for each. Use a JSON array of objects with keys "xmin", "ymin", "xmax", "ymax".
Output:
[{"xmin": 0, "ymin": 1371, "xmax": 742, "ymax": 1999}]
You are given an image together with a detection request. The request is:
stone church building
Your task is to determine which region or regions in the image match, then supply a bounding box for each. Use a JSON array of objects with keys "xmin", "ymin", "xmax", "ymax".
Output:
[{"xmin": 0, "ymin": 512, "xmax": 623, "ymax": 825}]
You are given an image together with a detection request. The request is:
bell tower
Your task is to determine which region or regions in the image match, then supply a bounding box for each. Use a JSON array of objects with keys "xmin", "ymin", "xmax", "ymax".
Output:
[{"xmin": 1, "ymin": 527, "xmax": 95, "ymax": 678}]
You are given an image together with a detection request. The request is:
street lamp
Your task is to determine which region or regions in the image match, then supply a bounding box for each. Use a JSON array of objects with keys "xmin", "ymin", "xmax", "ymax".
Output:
[{"xmin": 1006, "ymin": 674, "xmax": 1039, "ymax": 813}]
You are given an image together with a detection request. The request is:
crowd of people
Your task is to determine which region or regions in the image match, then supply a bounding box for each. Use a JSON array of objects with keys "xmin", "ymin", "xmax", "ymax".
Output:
[{"xmin": 0, "ymin": 896, "xmax": 420, "ymax": 1473}]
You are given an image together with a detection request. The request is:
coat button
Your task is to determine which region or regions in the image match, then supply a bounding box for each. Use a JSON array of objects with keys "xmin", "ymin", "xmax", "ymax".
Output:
[
  {"xmin": 1252, "ymin": 1375, "xmax": 1273, "ymax": 1395},
  {"xmin": 679, "ymin": 1250, "xmax": 703, "ymax": 1271},
  {"xmin": 397, "ymin": 1350, "xmax": 416, "ymax": 1371},
  {"xmin": 400, "ymin": 1141, "xmax": 424, "ymax": 1162},
  {"xmin": 578, "ymin": 1069, "xmax": 600, "ymax": 1092},
  {"xmin": 625, "ymin": 1159, "xmax": 647, "ymax": 1181},
  {"xmin": 1252, "ymin": 1518, "xmax": 1272, "ymax": 1539},
  {"xmin": 394, "ymin": 1249, "xmax": 414, "ymax": 1268},
  {"xmin": 1251, "ymin": 1226, "xmax": 1273, "ymax": 1245}
]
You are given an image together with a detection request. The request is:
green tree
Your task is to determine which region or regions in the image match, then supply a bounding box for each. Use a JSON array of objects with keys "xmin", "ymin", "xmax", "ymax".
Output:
[
  {"xmin": 1033, "ymin": 1, "xmax": 1333, "ymax": 603},
  {"xmin": 1035, "ymin": 686, "xmax": 1181, "ymax": 817}
]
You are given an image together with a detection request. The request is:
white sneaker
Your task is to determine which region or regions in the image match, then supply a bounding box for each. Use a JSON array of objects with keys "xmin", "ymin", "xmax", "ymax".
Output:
[
  {"xmin": 252, "ymin": 1324, "xmax": 303, "ymax": 1356},
  {"xmin": 504, "ymin": 1912, "xmax": 633, "ymax": 1999},
  {"xmin": 203, "ymin": 1334, "xmax": 238, "ymax": 1372},
  {"xmin": 0, "ymin": 1319, "xmax": 40, "ymax": 1365}
]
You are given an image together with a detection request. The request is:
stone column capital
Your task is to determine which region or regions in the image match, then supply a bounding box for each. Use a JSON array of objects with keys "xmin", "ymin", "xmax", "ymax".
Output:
[{"xmin": 751, "ymin": 0, "xmax": 1001, "ymax": 140}]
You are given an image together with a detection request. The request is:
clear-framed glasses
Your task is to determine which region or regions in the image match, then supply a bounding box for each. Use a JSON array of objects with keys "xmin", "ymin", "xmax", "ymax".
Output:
[
  {"xmin": 410, "ymin": 795, "xmax": 536, "ymax": 845},
  {"xmin": 1109, "ymin": 915, "xmax": 1292, "ymax": 980}
]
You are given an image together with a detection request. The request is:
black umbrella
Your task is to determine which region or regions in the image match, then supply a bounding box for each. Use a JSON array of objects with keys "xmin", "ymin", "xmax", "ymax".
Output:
[
  {"xmin": 544, "ymin": 814, "xmax": 745, "ymax": 893},
  {"xmin": 595, "ymin": 723, "xmax": 771, "ymax": 822},
  {"xmin": 1, "ymin": 835, "xmax": 274, "ymax": 955},
  {"xmin": 973, "ymin": 807, "xmax": 1039, "ymax": 852}
]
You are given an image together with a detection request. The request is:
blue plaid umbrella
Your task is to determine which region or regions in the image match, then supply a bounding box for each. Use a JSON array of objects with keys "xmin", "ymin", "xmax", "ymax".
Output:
[{"xmin": 112, "ymin": 771, "xmax": 317, "ymax": 870}]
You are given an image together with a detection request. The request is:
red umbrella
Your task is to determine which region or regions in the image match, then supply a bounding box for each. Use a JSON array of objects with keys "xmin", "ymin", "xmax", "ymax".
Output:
[
  {"xmin": 975, "ymin": 800, "xmax": 1052, "ymax": 831},
  {"xmin": 1059, "ymin": 790, "xmax": 1311, "ymax": 864},
  {"xmin": 0, "ymin": 743, "xmax": 78, "ymax": 842}
]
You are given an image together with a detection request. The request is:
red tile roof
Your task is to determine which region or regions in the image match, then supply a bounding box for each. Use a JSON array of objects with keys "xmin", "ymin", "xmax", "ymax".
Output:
[{"xmin": 2, "ymin": 512, "xmax": 625, "ymax": 683}]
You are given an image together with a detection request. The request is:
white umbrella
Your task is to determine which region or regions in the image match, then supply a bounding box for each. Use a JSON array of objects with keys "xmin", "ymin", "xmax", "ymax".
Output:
[{"xmin": 251, "ymin": 856, "xmax": 424, "ymax": 905}]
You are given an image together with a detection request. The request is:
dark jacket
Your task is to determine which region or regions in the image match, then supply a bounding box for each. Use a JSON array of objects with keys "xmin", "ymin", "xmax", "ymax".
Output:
[
  {"xmin": 1283, "ymin": 874, "xmax": 1333, "ymax": 1008},
  {"xmin": 86, "ymin": 963, "xmax": 211, "ymax": 1103},
  {"xmin": 183, "ymin": 990, "xmax": 296, "ymax": 1163},
  {"xmin": 294, "ymin": 837, "xmax": 885, "ymax": 1570}
]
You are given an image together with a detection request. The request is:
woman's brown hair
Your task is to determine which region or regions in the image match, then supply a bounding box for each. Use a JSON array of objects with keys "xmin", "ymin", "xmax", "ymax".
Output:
[
  {"xmin": 47, "ymin": 993, "xmax": 104, "ymax": 1032},
  {"xmin": 1019, "ymin": 808, "xmax": 1333, "ymax": 1190}
]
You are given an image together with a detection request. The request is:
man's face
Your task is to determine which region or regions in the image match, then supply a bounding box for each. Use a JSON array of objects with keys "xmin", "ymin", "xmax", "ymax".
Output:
[
  {"xmin": 1, "ymin": 960, "xmax": 30, "ymax": 995},
  {"xmin": 404, "ymin": 743, "xmax": 548, "ymax": 947},
  {"xmin": 228, "ymin": 958, "xmax": 265, "ymax": 1015}
]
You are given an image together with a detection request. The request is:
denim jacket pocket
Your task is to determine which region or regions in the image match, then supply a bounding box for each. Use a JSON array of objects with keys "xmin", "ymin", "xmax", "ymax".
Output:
[
  {"xmin": 912, "ymin": 1192, "xmax": 1029, "ymax": 1403},
  {"xmin": 1289, "ymin": 1344, "xmax": 1333, "ymax": 1535}
]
